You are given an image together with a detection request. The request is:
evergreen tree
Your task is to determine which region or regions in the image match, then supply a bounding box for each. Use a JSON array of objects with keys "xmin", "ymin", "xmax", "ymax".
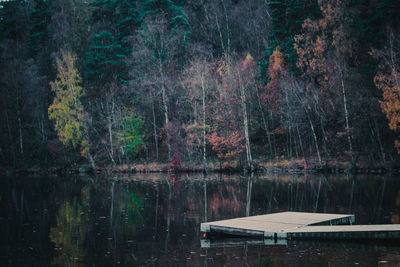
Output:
[
  {"xmin": 116, "ymin": 0, "xmax": 141, "ymax": 43},
  {"xmin": 0, "ymin": 0, "xmax": 27, "ymax": 41},
  {"xmin": 115, "ymin": 0, "xmax": 141, "ymax": 81},
  {"xmin": 85, "ymin": 31, "xmax": 124, "ymax": 87},
  {"xmin": 89, "ymin": 0, "xmax": 118, "ymax": 26},
  {"xmin": 141, "ymin": 0, "xmax": 189, "ymax": 39},
  {"xmin": 350, "ymin": 0, "xmax": 400, "ymax": 76},
  {"xmin": 28, "ymin": 0, "xmax": 52, "ymax": 56},
  {"xmin": 85, "ymin": 0, "xmax": 141, "ymax": 87},
  {"xmin": 261, "ymin": 0, "xmax": 320, "ymax": 82}
]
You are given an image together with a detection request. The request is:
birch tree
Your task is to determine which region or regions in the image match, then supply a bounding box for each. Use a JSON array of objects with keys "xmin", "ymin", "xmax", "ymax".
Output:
[
  {"xmin": 48, "ymin": 50, "xmax": 94, "ymax": 167},
  {"xmin": 132, "ymin": 14, "xmax": 182, "ymax": 161},
  {"xmin": 183, "ymin": 58, "xmax": 213, "ymax": 168},
  {"xmin": 294, "ymin": 0, "xmax": 355, "ymax": 162}
]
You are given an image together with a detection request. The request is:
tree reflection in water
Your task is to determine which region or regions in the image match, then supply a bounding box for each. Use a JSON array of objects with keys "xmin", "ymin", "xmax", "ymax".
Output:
[
  {"xmin": 2, "ymin": 173, "xmax": 400, "ymax": 266},
  {"xmin": 50, "ymin": 198, "xmax": 86, "ymax": 267}
]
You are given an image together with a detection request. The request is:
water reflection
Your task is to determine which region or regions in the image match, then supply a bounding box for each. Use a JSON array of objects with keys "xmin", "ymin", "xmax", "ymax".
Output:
[
  {"xmin": 50, "ymin": 199, "xmax": 86, "ymax": 266},
  {"xmin": 1, "ymin": 173, "xmax": 400, "ymax": 266},
  {"xmin": 246, "ymin": 173, "xmax": 253, "ymax": 217}
]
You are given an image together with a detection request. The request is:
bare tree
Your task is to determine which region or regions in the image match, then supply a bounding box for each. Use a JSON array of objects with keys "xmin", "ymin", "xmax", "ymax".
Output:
[{"xmin": 132, "ymin": 14, "xmax": 183, "ymax": 161}]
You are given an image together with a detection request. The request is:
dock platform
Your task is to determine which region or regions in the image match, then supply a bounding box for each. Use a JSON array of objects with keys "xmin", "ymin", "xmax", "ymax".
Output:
[{"xmin": 200, "ymin": 211, "xmax": 400, "ymax": 240}]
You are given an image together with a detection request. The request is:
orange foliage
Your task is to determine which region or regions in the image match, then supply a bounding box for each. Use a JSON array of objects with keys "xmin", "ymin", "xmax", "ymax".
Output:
[
  {"xmin": 207, "ymin": 131, "xmax": 245, "ymax": 163},
  {"xmin": 209, "ymin": 185, "xmax": 242, "ymax": 216},
  {"xmin": 294, "ymin": 19, "xmax": 328, "ymax": 88},
  {"xmin": 268, "ymin": 46, "xmax": 285, "ymax": 79},
  {"xmin": 209, "ymin": 194, "xmax": 241, "ymax": 215},
  {"xmin": 375, "ymin": 71, "xmax": 400, "ymax": 131},
  {"xmin": 372, "ymin": 37, "xmax": 400, "ymax": 153},
  {"xmin": 293, "ymin": 0, "xmax": 351, "ymax": 96},
  {"xmin": 239, "ymin": 53, "xmax": 255, "ymax": 73},
  {"xmin": 206, "ymin": 54, "xmax": 257, "ymax": 166},
  {"xmin": 168, "ymin": 152, "xmax": 181, "ymax": 170},
  {"xmin": 260, "ymin": 46, "xmax": 285, "ymax": 113},
  {"xmin": 374, "ymin": 70, "xmax": 400, "ymax": 152}
]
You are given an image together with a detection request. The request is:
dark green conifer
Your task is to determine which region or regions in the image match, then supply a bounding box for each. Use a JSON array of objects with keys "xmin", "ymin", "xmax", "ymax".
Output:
[{"xmin": 28, "ymin": 0, "xmax": 51, "ymax": 56}]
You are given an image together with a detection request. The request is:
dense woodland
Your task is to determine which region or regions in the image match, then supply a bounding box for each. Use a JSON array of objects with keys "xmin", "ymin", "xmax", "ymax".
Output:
[{"xmin": 1, "ymin": 0, "xmax": 400, "ymax": 170}]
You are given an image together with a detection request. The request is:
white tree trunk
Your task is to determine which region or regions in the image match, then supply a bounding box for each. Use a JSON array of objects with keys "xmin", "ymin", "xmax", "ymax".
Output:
[
  {"xmin": 107, "ymin": 118, "xmax": 115, "ymax": 165},
  {"xmin": 339, "ymin": 67, "xmax": 354, "ymax": 163},
  {"xmin": 160, "ymin": 59, "xmax": 172, "ymax": 161},
  {"xmin": 256, "ymin": 86, "xmax": 273, "ymax": 158},
  {"xmin": 201, "ymin": 79, "xmax": 207, "ymax": 170},
  {"xmin": 239, "ymin": 79, "xmax": 253, "ymax": 171},
  {"xmin": 309, "ymin": 118, "xmax": 322, "ymax": 166},
  {"xmin": 151, "ymin": 93, "xmax": 159, "ymax": 161}
]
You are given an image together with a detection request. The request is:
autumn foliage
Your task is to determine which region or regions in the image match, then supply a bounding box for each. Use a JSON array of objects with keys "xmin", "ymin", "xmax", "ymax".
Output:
[
  {"xmin": 373, "ymin": 43, "xmax": 400, "ymax": 153},
  {"xmin": 375, "ymin": 71, "xmax": 400, "ymax": 130},
  {"xmin": 168, "ymin": 152, "xmax": 182, "ymax": 171},
  {"xmin": 207, "ymin": 131, "xmax": 245, "ymax": 167},
  {"xmin": 3, "ymin": 0, "xmax": 400, "ymax": 168},
  {"xmin": 48, "ymin": 51, "xmax": 87, "ymax": 155}
]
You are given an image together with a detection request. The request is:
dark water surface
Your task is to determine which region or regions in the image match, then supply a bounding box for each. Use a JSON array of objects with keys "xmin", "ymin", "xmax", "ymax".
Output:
[{"xmin": 1, "ymin": 173, "xmax": 400, "ymax": 266}]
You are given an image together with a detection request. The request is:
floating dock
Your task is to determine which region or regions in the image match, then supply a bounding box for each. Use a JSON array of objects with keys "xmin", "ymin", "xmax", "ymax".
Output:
[
  {"xmin": 201, "ymin": 237, "xmax": 288, "ymax": 248},
  {"xmin": 200, "ymin": 211, "xmax": 400, "ymax": 241}
]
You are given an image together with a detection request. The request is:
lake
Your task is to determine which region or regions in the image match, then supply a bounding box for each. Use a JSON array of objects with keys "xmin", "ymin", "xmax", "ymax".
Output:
[{"xmin": 1, "ymin": 173, "xmax": 400, "ymax": 266}]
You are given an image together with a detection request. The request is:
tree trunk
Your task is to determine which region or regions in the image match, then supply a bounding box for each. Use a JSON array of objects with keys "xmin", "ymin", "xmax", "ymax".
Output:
[
  {"xmin": 17, "ymin": 103, "xmax": 23, "ymax": 156},
  {"xmin": 159, "ymin": 59, "xmax": 172, "ymax": 161},
  {"xmin": 256, "ymin": 86, "xmax": 273, "ymax": 158},
  {"xmin": 201, "ymin": 80, "xmax": 207, "ymax": 170},
  {"xmin": 84, "ymin": 102, "xmax": 96, "ymax": 170},
  {"xmin": 203, "ymin": 178, "xmax": 207, "ymax": 222},
  {"xmin": 313, "ymin": 178, "xmax": 322, "ymax": 212},
  {"xmin": 87, "ymin": 149, "xmax": 96, "ymax": 170},
  {"xmin": 293, "ymin": 126, "xmax": 299, "ymax": 158},
  {"xmin": 101, "ymin": 100, "xmax": 115, "ymax": 165},
  {"xmin": 151, "ymin": 91, "xmax": 159, "ymax": 161},
  {"xmin": 222, "ymin": 0, "xmax": 231, "ymax": 54},
  {"xmin": 296, "ymin": 125, "xmax": 308, "ymax": 167},
  {"xmin": 339, "ymin": 67, "xmax": 354, "ymax": 163},
  {"xmin": 239, "ymin": 79, "xmax": 253, "ymax": 171},
  {"xmin": 109, "ymin": 181, "xmax": 115, "ymax": 228},
  {"xmin": 214, "ymin": 13, "xmax": 225, "ymax": 53},
  {"xmin": 15, "ymin": 88, "xmax": 24, "ymax": 157},
  {"xmin": 107, "ymin": 117, "xmax": 115, "ymax": 165},
  {"xmin": 285, "ymin": 90, "xmax": 292, "ymax": 158},
  {"xmin": 320, "ymin": 115, "xmax": 330, "ymax": 159},
  {"xmin": 389, "ymin": 30, "xmax": 400, "ymax": 88},
  {"xmin": 4, "ymin": 101, "xmax": 16, "ymax": 167},
  {"xmin": 292, "ymin": 83, "xmax": 321, "ymax": 166},
  {"xmin": 373, "ymin": 118, "xmax": 386, "ymax": 166},
  {"xmin": 309, "ymin": 117, "xmax": 322, "ymax": 166},
  {"xmin": 270, "ymin": 111, "xmax": 277, "ymax": 158},
  {"xmin": 246, "ymin": 174, "xmax": 253, "ymax": 217}
]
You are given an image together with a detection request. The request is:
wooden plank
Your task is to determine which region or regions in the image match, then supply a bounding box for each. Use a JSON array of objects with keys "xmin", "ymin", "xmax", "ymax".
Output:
[{"xmin": 234, "ymin": 212, "xmax": 355, "ymax": 226}]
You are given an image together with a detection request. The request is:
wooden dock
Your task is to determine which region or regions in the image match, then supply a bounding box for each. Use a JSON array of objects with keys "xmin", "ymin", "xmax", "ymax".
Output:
[{"xmin": 200, "ymin": 211, "xmax": 400, "ymax": 240}]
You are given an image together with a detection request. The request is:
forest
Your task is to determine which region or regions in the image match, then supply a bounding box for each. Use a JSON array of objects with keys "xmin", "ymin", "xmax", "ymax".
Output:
[{"xmin": 1, "ymin": 0, "xmax": 400, "ymax": 171}]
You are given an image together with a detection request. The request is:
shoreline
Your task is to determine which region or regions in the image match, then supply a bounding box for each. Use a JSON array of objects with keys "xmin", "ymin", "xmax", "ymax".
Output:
[{"xmin": 1, "ymin": 159, "xmax": 398, "ymax": 176}]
